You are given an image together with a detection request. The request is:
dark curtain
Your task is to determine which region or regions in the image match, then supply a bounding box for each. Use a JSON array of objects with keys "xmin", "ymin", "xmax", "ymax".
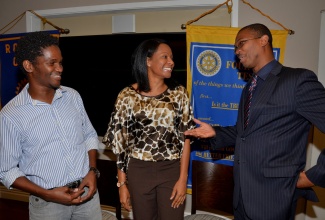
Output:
[{"xmin": 59, "ymin": 33, "xmax": 187, "ymax": 135}]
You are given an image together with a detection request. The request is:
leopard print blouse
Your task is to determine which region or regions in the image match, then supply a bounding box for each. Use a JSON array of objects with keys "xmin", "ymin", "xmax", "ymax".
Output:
[{"xmin": 102, "ymin": 85, "xmax": 195, "ymax": 172}]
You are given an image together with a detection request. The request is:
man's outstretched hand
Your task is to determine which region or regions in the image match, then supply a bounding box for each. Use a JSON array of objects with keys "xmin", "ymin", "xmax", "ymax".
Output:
[{"xmin": 184, "ymin": 118, "xmax": 216, "ymax": 139}]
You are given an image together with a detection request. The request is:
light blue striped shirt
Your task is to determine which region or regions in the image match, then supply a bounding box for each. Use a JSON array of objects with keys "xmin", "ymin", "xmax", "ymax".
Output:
[{"xmin": 0, "ymin": 84, "xmax": 99, "ymax": 189}]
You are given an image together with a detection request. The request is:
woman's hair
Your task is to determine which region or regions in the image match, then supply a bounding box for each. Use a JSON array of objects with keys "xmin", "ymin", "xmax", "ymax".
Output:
[
  {"xmin": 15, "ymin": 31, "xmax": 59, "ymax": 75},
  {"xmin": 131, "ymin": 38, "xmax": 178, "ymax": 93}
]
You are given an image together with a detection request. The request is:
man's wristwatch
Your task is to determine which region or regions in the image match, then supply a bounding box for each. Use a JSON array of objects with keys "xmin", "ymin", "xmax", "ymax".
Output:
[
  {"xmin": 116, "ymin": 181, "xmax": 127, "ymax": 188},
  {"xmin": 89, "ymin": 167, "xmax": 100, "ymax": 178}
]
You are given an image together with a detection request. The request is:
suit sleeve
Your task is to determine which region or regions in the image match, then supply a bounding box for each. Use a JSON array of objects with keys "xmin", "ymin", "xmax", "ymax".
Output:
[
  {"xmin": 295, "ymin": 69, "xmax": 325, "ymax": 187},
  {"xmin": 209, "ymin": 125, "xmax": 237, "ymax": 150}
]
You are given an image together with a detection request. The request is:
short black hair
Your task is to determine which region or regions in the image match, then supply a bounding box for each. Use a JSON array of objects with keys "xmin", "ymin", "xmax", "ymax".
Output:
[
  {"xmin": 15, "ymin": 31, "xmax": 59, "ymax": 75},
  {"xmin": 239, "ymin": 23, "xmax": 273, "ymax": 49}
]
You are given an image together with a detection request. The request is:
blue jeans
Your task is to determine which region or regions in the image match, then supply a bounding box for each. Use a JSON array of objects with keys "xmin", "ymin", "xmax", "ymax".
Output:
[{"xmin": 29, "ymin": 188, "xmax": 102, "ymax": 220}]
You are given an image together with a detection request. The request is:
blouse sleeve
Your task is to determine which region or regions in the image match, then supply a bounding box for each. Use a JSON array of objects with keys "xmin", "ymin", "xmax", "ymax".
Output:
[
  {"xmin": 176, "ymin": 86, "xmax": 196, "ymax": 146},
  {"xmin": 102, "ymin": 88, "xmax": 131, "ymax": 172}
]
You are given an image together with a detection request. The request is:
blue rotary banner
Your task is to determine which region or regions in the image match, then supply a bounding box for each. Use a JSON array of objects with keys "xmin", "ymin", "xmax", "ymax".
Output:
[
  {"xmin": 0, "ymin": 30, "xmax": 60, "ymax": 109},
  {"xmin": 186, "ymin": 25, "xmax": 288, "ymax": 192}
]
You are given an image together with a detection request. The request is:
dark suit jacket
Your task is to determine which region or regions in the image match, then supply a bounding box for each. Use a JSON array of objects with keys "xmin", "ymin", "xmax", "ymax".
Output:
[{"xmin": 209, "ymin": 61, "xmax": 325, "ymax": 220}]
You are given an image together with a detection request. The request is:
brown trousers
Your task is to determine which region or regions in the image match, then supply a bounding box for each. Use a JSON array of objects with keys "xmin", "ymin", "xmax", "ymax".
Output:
[{"xmin": 127, "ymin": 158, "xmax": 185, "ymax": 220}]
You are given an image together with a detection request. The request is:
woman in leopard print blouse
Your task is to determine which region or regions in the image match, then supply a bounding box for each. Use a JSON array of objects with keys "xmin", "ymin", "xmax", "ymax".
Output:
[{"xmin": 103, "ymin": 38, "xmax": 195, "ymax": 220}]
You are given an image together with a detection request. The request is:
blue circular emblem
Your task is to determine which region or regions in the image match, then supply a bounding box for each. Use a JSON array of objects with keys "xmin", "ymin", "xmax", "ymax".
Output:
[{"xmin": 196, "ymin": 50, "xmax": 221, "ymax": 77}]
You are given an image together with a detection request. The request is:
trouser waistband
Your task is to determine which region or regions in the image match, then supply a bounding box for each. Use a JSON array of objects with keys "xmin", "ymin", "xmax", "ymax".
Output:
[{"xmin": 48, "ymin": 179, "xmax": 82, "ymax": 190}]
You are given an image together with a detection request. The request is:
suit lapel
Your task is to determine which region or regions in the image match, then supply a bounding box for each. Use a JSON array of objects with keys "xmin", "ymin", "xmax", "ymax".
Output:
[
  {"xmin": 238, "ymin": 87, "xmax": 247, "ymax": 133},
  {"xmin": 244, "ymin": 63, "xmax": 283, "ymax": 133}
]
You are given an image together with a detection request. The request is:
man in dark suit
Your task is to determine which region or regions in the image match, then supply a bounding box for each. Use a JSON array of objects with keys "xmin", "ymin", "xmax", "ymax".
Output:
[{"xmin": 184, "ymin": 23, "xmax": 325, "ymax": 220}]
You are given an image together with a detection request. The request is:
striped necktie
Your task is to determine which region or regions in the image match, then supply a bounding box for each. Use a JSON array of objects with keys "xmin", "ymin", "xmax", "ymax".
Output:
[{"xmin": 244, "ymin": 74, "xmax": 258, "ymax": 129}]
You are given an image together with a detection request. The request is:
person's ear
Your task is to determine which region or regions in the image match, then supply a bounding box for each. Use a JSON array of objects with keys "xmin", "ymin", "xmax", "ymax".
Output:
[
  {"xmin": 260, "ymin": 35, "xmax": 269, "ymax": 47},
  {"xmin": 22, "ymin": 60, "xmax": 33, "ymax": 73},
  {"xmin": 147, "ymin": 57, "xmax": 151, "ymax": 67}
]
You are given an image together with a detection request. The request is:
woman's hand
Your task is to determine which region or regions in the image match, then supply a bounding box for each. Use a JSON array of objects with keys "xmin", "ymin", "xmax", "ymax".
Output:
[
  {"xmin": 119, "ymin": 185, "xmax": 132, "ymax": 211},
  {"xmin": 170, "ymin": 179, "xmax": 187, "ymax": 208}
]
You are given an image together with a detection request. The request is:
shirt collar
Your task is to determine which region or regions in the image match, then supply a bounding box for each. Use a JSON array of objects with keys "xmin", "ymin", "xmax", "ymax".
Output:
[
  {"xmin": 256, "ymin": 59, "xmax": 277, "ymax": 81},
  {"xmin": 13, "ymin": 83, "xmax": 66, "ymax": 106}
]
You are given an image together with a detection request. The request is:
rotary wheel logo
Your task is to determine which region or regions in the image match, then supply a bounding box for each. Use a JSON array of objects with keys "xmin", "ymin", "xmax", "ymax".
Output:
[{"xmin": 196, "ymin": 50, "xmax": 221, "ymax": 77}]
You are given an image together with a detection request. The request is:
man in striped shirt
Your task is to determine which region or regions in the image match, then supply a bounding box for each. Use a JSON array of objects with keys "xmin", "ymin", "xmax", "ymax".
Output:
[{"xmin": 0, "ymin": 32, "xmax": 102, "ymax": 220}]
